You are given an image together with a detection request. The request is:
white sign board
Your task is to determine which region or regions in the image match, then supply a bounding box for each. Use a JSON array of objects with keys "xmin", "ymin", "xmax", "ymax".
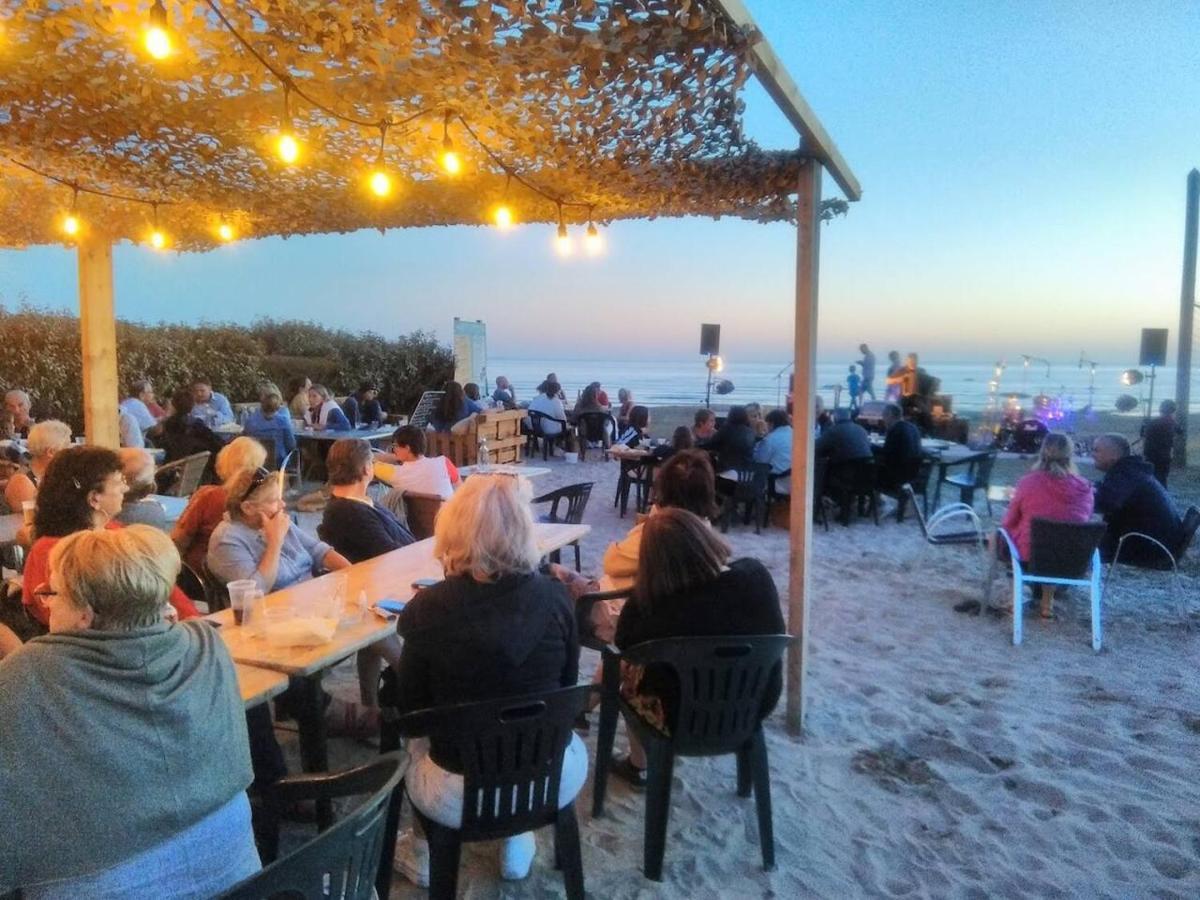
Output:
[{"xmin": 453, "ymin": 318, "xmax": 487, "ymax": 388}]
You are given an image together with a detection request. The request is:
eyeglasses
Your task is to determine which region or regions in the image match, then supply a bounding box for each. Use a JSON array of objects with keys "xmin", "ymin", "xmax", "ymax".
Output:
[{"xmin": 241, "ymin": 467, "xmax": 273, "ymax": 502}]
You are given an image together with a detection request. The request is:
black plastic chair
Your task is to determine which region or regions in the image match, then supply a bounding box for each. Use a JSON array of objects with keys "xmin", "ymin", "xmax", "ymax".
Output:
[
  {"xmin": 394, "ymin": 685, "xmax": 592, "ymax": 900},
  {"xmin": 527, "ymin": 410, "xmax": 569, "ymax": 460},
  {"xmin": 827, "ymin": 457, "xmax": 879, "ymax": 526},
  {"xmin": 882, "ymin": 458, "xmax": 932, "ymax": 523},
  {"xmin": 533, "ymin": 482, "xmax": 594, "ymax": 570},
  {"xmin": 593, "ymin": 635, "xmax": 792, "ymax": 881},
  {"xmin": 575, "ymin": 587, "xmax": 633, "ymax": 653},
  {"xmin": 719, "ymin": 463, "xmax": 771, "ymax": 534},
  {"xmin": 202, "ymin": 560, "xmax": 231, "ymax": 612},
  {"xmin": 176, "ymin": 561, "xmax": 208, "ymax": 606},
  {"xmin": 933, "ymin": 450, "xmax": 997, "ymax": 514},
  {"xmin": 219, "ymin": 752, "xmax": 406, "ymax": 900},
  {"xmin": 575, "ymin": 411, "xmax": 616, "ymax": 461},
  {"xmin": 813, "ymin": 457, "xmax": 830, "ymax": 532},
  {"xmin": 155, "ymin": 450, "xmax": 211, "ymax": 497},
  {"xmin": 614, "ymin": 456, "xmax": 656, "ymax": 517}
]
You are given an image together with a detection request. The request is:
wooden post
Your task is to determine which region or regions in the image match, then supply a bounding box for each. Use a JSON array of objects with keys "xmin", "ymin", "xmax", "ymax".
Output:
[
  {"xmin": 786, "ymin": 159, "xmax": 822, "ymax": 735},
  {"xmin": 1174, "ymin": 169, "xmax": 1199, "ymax": 468},
  {"xmin": 78, "ymin": 238, "xmax": 120, "ymax": 448}
]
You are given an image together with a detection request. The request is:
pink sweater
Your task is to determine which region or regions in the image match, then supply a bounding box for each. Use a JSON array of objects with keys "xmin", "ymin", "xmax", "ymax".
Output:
[{"xmin": 1001, "ymin": 470, "xmax": 1094, "ymax": 561}]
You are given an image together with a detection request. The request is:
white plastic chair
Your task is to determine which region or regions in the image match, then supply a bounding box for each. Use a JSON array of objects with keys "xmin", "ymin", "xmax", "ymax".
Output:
[
  {"xmin": 996, "ymin": 521, "xmax": 1106, "ymax": 651},
  {"xmin": 1102, "ymin": 532, "xmax": 1188, "ymax": 622}
]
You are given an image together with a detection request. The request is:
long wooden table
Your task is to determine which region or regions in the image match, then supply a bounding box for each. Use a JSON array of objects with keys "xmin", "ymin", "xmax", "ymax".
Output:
[
  {"xmin": 208, "ymin": 522, "xmax": 590, "ymax": 823},
  {"xmin": 236, "ymin": 663, "xmax": 290, "ymax": 708}
]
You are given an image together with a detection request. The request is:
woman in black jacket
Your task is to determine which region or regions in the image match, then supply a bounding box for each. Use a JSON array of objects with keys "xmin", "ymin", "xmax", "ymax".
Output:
[
  {"xmin": 391, "ymin": 474, "xmax": 583, "ymax": 888},
  {"xmin": 156, "ymin": 387, "xmax": 224, "ymax": 485},
  {"xmin": 703, "ymin": 404, "xmax": 757, "ymax": 474}
]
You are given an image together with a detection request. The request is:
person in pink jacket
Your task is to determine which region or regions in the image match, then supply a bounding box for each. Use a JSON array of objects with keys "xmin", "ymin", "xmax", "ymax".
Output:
[{"xmin": 999, "ymin": 432, "xmax": 1094, "ymax": 618}]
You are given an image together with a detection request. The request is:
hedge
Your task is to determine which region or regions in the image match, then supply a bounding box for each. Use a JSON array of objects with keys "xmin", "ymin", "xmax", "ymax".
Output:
[{"xmin": 0, "ymin": 304, "xmax": 454, "ymax": 431}]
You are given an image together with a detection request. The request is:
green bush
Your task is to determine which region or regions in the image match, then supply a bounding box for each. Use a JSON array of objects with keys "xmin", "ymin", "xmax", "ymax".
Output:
[{"xmin": 0, "ymin": 303, "xmax": 454, "ymax": 431}]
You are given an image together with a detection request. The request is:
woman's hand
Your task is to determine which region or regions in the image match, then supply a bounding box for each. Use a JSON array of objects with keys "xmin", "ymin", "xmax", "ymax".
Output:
[{"xmin": 262, "ymin": 507, "xmax": 290, "ymax": 546}]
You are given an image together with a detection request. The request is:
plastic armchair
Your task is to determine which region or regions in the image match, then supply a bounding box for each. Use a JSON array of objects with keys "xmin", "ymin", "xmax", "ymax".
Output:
[
  {"xmin": 992, "ymin": 521, "xmax": 1106, "ymax": 650},
  {"xmin": 155, "ymin": 451, "xmax": 211, "ymax": 497},
  {"xmin": 933, "ymin": 450, "xmax": 998, "ymax": 515},
  {"xmin": 533, "ymin": 482, "xmax": 594, "ymax": 570},
  {"xmin": 593, "ymin": 635, "xmax": 792, "ymax": 881},
  {"xmin": 527, "ymin": 410, "xmax": 569, "ymax": 460},
  {"xmin": 218, "ymin": 752, "xmax": 406, "ymax": 900},
  {"xmin": 394, "ymin": 686, "xmax": 592, "ymax": 900},
  {"xmin": 719, "ymin": 463, "xmax": 771, "ymax": 534},
  {"xmin": 575, "ymin": 411, "xmax": 616, "ymax": 461},
  {"xmin": 574, "ymin": 586, "xmax": 633, "ymax": 653},
  {"xmin": 1102, "ymin": 531, "xmax": 1188, "ymax": 622}
]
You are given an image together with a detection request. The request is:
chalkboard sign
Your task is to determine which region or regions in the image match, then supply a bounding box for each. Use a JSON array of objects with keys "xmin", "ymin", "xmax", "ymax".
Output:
[{"xmin": 408, "ymin": 391, "xmax": 444, "ymax": 429}]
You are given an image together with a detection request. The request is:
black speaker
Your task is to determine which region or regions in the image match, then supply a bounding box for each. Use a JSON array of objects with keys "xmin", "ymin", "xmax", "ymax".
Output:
[
  {"xmin": 1139, "ymin": 328, "xmax": 1168, "ymax": 367},
  {"xmin": 700, "ymin": 323, "xmax": 720, "ymax": 356}
]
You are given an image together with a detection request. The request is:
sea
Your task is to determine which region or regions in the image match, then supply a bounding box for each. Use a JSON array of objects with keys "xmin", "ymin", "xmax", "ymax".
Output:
[{"xmin": 488, "ymin": 357, "xmax": 1193, "ymax": 417}]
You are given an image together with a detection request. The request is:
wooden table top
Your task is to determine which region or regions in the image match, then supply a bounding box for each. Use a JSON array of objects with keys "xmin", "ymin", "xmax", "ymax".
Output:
[
  {"xmin": 459, "ymin": 464, "xmax": 552, "ymax": 478},
  {"xmin": 296, "ymin": 426, "xmax": 396, "ymax": 443},
  {"xmin": 208, "ymin": 522, "xmax": 590, "ymax": 676},
  {"xmin": 235, "ymin": 662, "xmax": 290, "ymax": 707}
]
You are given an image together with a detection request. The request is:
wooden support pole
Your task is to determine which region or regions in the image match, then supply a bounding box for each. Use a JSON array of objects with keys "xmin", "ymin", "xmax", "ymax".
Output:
[
  {"xmin": 78, "ymin": 238, "xmax": 119, "ymax": 449},
  {"xmin": 786, "ymin": 159, "xmax": 822, "ymax": 736},
  {"xmin": 1174, "ymin": 168, "xmax": 1199, "ymax": 468}
]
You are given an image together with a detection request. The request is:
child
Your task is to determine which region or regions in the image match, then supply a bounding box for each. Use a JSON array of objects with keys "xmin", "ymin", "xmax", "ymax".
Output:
[{"xmin": 846, "ymin": 365, "xmax": 862, "ymax": 412}]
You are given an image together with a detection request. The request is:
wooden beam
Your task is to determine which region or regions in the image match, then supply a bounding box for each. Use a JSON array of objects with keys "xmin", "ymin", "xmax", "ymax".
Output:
[
  {"xmin": 711, "ymin": 0, "xmax": 862, "ymax": 202},
  {"xmin": 1174, "ymin": 168, "xmax": 1199, "ymax": 467},
  {"xmin": 78, "ymin": 238, "xmax": 119, "ymax": 449},
  {"xmin": 786, "ymin": 159, "xmax": 822, "ymax": 735}
]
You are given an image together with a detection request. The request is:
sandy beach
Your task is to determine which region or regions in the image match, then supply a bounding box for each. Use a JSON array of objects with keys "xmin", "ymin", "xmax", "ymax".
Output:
[{"xmin": 278, "ymin": 435, "xmax": 1200, "ymax": 899}]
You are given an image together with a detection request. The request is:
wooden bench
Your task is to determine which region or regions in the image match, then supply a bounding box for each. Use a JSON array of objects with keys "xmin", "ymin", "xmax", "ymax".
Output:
[{"xmin": 426, "ymin": 408, "xmax": 526, "ymax": 467}]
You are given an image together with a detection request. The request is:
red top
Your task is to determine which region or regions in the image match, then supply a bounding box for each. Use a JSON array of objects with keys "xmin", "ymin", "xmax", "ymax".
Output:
[
  {"xmin": 1001, "ymin": 469, "xmax": 1095, "ymax": 562},
  {"xmin": 22, "ymin": 522, "xmax": 200, "ymax": 625},
  {"xmin": 443, "ymin": 457, "xmax": 460, "ymax": 485},
  {"xmin": 597, "ymin": 390, "xmax": 610, "ymax": 407},
  {"xmin": 172, "ymin": 485, "xmax": 228, "ymax": 574}
]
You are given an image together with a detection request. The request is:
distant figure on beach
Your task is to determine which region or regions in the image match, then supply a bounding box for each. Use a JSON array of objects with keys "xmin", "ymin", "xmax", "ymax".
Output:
[
  {"xmin": 492, "ymin": 375, "xmax": 516, "ymax": 408},
  {"xmin": 846, "ymin": 365, "xmax": 862, "ymax": 412},
  {"xmin": 616, "ymin": 388, "xmax": 635, "ymax": 431},
  {"xmin": 544, "ymin": 373, "xmax": 567, "ymax": 401},
  {"xmin": 858, "ymin": 344, "xmax": 877, "ymax": 401},
  {"xmin": 884, "ymin": 351, "xmax": 904, "ymax": 401},
  {"xmin": 997, "ymin": 433, "xmax": 1094, "ymax": 619},
  {"xmin": 1141, "ymin": 400, "xmax": 1181, "ymax": 487},
  {"xmin": 693, "ymin": 408, "xmax": 717, "ymax": 444},
  {"xmin": 1092, "ymin": 433, "xmax": 1184, "ymax": 567}
]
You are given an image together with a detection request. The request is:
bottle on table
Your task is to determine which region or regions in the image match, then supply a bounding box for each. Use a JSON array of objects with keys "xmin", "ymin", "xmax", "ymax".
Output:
[{"xmin": 477, "ymin": 433, "xmax": 491, "ymax": 471}]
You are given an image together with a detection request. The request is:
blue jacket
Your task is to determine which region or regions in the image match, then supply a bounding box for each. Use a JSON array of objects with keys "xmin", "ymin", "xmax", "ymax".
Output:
[{"xmin": 1094, "ymin": 455, "xmax": 1182, "ymax": 559}]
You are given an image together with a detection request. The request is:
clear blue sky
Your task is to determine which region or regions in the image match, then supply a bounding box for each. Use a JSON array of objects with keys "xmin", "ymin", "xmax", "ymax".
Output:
[{"xmin": 1, "ymin": 1, "xmax": 1198, "ymax": 369}]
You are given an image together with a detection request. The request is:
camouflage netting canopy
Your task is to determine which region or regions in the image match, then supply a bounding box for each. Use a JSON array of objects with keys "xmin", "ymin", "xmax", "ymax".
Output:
[{"xmin": 0, "ymin": 0, "xmax": 821, "ymax": 251}]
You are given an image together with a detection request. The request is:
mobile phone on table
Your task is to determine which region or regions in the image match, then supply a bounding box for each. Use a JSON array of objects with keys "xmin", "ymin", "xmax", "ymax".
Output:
[
  {"xmin": 411, "ymin": 577, "xmax": 440, "ymax": 591},
  {"xmin": 376, "ymin": 598, "xmax": 407, "ymax": 616}
]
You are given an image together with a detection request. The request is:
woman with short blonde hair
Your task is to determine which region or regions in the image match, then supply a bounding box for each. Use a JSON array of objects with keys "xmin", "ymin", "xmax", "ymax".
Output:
[
  {"xmin": 4, "ymin": 419, "xmax": 71, "ymax": 513},
  {"xmin": 434, "ymin": 474, "xmax": 539, "ymax": 581},
  {"xmin": 171, "ymin": 436, "xmax": 268, "ymax": 574},
  {"xmin": 0, "ymin": 525, "xmax": 260, "ymax": 895},
  {"xmin": 391, "ymin": 473, "xmax": 582, "ymax": 887}
]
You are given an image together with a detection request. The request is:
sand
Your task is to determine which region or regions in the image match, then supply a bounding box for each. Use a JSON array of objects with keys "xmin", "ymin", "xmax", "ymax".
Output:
[{"xmin": 282, "ymin": 447, "xmax": 1200, "ymax": 899}]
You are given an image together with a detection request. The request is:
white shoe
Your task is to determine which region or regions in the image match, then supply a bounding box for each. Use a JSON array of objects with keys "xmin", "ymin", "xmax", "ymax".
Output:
[
  {"xmin": 393, "ymin": 830, "xmax": 430, "ymax": 888},
  {"xmin": 499, "ymin": 831, "xmax": 537, "ymax": 880}
]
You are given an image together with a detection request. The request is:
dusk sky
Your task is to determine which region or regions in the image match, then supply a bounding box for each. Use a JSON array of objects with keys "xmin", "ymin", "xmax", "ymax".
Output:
[{"xmin": 1, "ymin": 1, "xmax": 1198, "ymax": 369}]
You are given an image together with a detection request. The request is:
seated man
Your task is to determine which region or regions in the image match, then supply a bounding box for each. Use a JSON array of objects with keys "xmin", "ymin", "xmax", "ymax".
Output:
[
  {"xmin": 375, "ymin": 425, "xmax": 458, "ymax": 505},
  {"xmin": 190, "ymin": 378, "xmax": 235, "ymax": 428},
  {"xmin": 692, "ymin": 408, "xmax": 717, "ymax": 445},
  {"xmin": 1092, "ymin": 433, "xmax": 1183, "ymax": 567},
  {"xmin": 120, "ymin": 378, "xmax": 162, "ymax": 432},
  {"xmin": 4, "ymin": 389, "xmax": 35, "ymax": 438},
  {"xmin": 815, "ymin": 408, "xmax": 873, "ymax": 464},
  {"xmin": 1140, "ymin": 400, "xmax": 1180, "ymax": 487},
  {"xmin": 876, "ymin": 403, "xmax": 922, "ymax": 492}
]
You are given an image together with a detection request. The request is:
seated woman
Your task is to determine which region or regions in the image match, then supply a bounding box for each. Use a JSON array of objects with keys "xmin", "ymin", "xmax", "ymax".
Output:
[
  {"xmin": 342, "ymin": 381, "xmax": 385, "ymax": 427},
  {"xmin": 614, "ymin": 404, "xmax": 650, "ymax": 448},
  {"xmin": 607, "ymin": 508, "xmax": 785, "ymax": 787},
  {"xmin": 753, "ymin": 409, "xmax": 793, "ymax": 493},
  {"xmin": 651, "ymin": 425, "xmax": 694, "ymax": 461},
  {"xmin": 428, "ymin": 381, "xmax": 483, "ymax": 433},
  {"xmin": 23, "ymin": 447, "xmax": 200, "ymax": 631},
  {"xmin": 0, "ymin": 526, "xmax": 259, "ymax": 897},
  {"xmin": 463, "ymin": 382, "xmax": 482, "ymax": 404},
  {"xmin": 172, "ymin": 436, "xmax": 267, "ymax": 575},
  {"xmin": 116, "ymin": 448, "xmax": 167, "ymax": 528},
  {"xmin": 703, "ymin": 405, "xmax": 757, "ymax": 475},
  {"xmin": 4, "ymin": 419, "xmax": 71, "ymax": 515},
  {"xmin": 616, "ymin": 388, "xmax": 635, "ymax": 432},
  {"xmin": 526, "ymin": 380, "xmax": 567, "ymax": 444},
  {"xmin": 390, "ymin": 475, "xmax": 583, "ymax": 887},
  {"xmin": 287, "ymin": 375, "xmax": 312, "ymax": 420},
  {"xmin": 319, "ymin": 438, "xmax": 416, "ymax": 562},
  {"xmin": 997, "ymin": 432, "xmax": 1093, "ymax": 619},
  {"xmin": 157, "ymin": 386, "xmax": 225, "ymax": 479},
  {"xmin": 304, "ymin": 383, "xmax": 352, "ymax": 432},
  {"xmin": 243, "ymin": 383, "xmax": 296, "ymax": 466}
]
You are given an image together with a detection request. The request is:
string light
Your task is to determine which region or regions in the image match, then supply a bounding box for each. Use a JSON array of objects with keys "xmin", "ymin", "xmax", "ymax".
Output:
[
  {"xmin": 440, "ymin": 111, "xmax": 462, "ymax": 176},
  {"xmin": 584, "ymin": 211, "xmax": 604, "ymax": 256},
  {"xmin": 366, "ymin": 122, "xmax": 394, "ymax": 198},
  {"xmin": 61, "ymin": 186, "xmax": 81, "ymax": 239},
  {"xmin": 144, "ymin": 0, "xmax": 173, "ymax": 60},
  {"xmin": 148, "ymin": 203, "xmax": 167, "ymax": 250},
  {"xmin": 216, "ymin": 218, "xmax": 235, "ymax": 242},
  {"xmin": 491, "ymin": 174, "xmax": 514, "ymax": 229},
  {"xmin": 275, "ymin": 84, "xmax": 300, "ymax": 165},
  {"xmin": 554, "ymin": 204, "xmax": 572, "ymax": 256}
]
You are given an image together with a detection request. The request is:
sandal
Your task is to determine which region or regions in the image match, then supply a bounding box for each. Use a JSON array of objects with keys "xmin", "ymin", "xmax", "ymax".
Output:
[{"xmin": 609, "ymin": 755, "xmax": 647, "ymax": 791}]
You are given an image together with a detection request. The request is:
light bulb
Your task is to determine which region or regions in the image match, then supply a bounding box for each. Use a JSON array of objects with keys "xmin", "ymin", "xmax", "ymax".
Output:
[
  {"xmin": 276, "ymin": 132, "xmax": 300, "ymax": 165},
  {"xmin": 584, "ymin": 222, "xmax": 604, "ymax": 256},
  {"xmin": 555, "ymin": 223, "xmax": 572, "ymax": 257},
  {"xmin": 144, "ymin": 0, "xmax": 172, "ymax": 59},
  {"xmin": 492, "ymin": 204, "xmax": 513, "ymax": 229},
  {"xmin": 440, "ymin": 149, "xmax": 461, "ymax": 176},
  {"xmin": 368, "ymin": 169, "xmax": 393, "ymax": 198},
  {"xmin": 149, "ymin": 229, "xmax": 167, "ymax": 250},
  {"xmin": 62, "ymin": 214, "xmax": 81, "ymax": 238},
  {"xmin": 217, "ymin": 222, "xmax": 235, "ymax": 242}
]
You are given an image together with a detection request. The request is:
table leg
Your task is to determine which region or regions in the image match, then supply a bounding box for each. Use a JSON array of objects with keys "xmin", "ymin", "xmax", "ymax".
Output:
[{"xmin": 292, "ymin": 672, "xmax": 333, "ymax": 828}]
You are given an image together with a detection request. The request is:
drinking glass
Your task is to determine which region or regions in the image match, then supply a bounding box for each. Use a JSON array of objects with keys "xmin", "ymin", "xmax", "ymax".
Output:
[
  {"xmin": 227, "ymin": 579, "xmax": 258, "ymax": 626},
  {"xmin": 240, "ymin": 589, "xmax": 266, "ymax": 637}
]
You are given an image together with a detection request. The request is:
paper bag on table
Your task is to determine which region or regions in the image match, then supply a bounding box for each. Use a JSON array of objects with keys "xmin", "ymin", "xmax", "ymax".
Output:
[{"xmin": 265, "ymin": 616, "xmax": 338, "ymax": 648}]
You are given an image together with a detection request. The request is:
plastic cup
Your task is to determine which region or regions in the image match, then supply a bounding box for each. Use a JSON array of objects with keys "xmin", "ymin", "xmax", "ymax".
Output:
[
  {"xmin": 240, "ymin": 589, "xmax": 265, "ymax": 636},
  {"xmin": 21, "ymin": 500, "xmax": 35, "ymax": 527},
  {"xmin": 227, "ymin": 579, "xmax": 258, "ymax": 626}
]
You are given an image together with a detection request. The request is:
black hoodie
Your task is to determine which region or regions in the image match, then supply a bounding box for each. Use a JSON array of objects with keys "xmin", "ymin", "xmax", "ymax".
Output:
[
  {"xmin": 395, "ymin": 571, "xmax": 578, "ymax": 767},
  {"xmin": 1094, "ymin": 455, "xmax": 1183, "ymax": 560}
]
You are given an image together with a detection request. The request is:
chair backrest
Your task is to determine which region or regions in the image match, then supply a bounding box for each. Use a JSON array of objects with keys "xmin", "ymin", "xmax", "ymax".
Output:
[
  {"xmin": 1177, "ymin": 506, "xmax": 1200, "ymax": 559},
  {"xmin": 402, "ymin": 491, "xmax": 443, "ymax": 540},
  {"xmin": 218, "ymin": 753, "xmax": 405, "ymax": 900},
  {"xmin": 1028, "ymin": 518, "xmax": 1106, "ymax": 579},
  {"xmin": 534, "ymin": 482, "xmax": 594, "ymax": 524},
  {"xmin": 576, "ymin": 411, "xmax": 615, "ymax": 443},
  {"xmin": 575, "ymin": 587, "xmax": 633, "ymax": 652},
  {"xmin": 732, "ymin": 463, "xmax": 771, "ymax": 499},
  {"xmin": 176, "ymin": 561, "xmax": 207, "ymax": 604},
  {"xmin": 396, "ymin": 685, "xmax": 591, "ymax": 841},
  {"xmin": 622, "ymin": 635, "xmax": 792, "ymax": 755},
  {"xmin": 834, "ymin": 457, "xmax": 877, "ymax": 492},
  {"xmin": 157, "ymin": 451, "xmax": 212, "ymax": 497},
  {"xmin": 529, "ymin": 409, "xmax": 567, "ymax": 435},
  {"xmin": 201, "ymin": 561, "xmax": 231, "ymax": 612},
  {"xmin": 973, "ymin": 451, "xmax": 998, "ymax": 485}
]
